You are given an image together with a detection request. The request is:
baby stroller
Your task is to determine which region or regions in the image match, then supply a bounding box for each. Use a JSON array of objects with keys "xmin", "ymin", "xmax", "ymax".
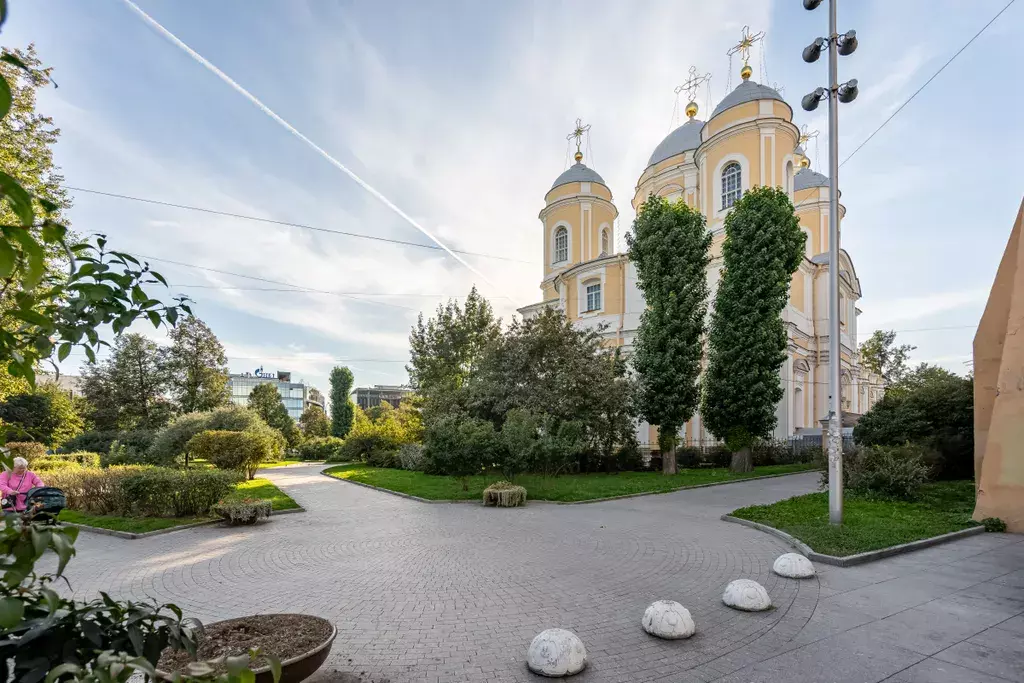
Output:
[{"xmin": 2, "ymin": 487, "xmax": 66, "ymax": 524}]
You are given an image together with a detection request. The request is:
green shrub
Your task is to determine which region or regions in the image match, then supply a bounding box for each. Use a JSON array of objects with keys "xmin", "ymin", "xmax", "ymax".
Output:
[
  {"xmin": 4, "ymin": 441, "xmax": 46, "ymax": 462},
  {"xmin": 751, "ymin": 439, "xmax": 792, "ymax": 466},
  {"xmin": 398, "ymin": 443, "xmax": 424, "ymax": 471},
  {"xmin": 981, "ymin": 517, "xmax": 1007, "ymax": 533},
  {"xmin": 44, "ymin": 466, "xmax": 239, "ymax": 517},
  {"xmin": 147, "ymin": 406, "xmax": 266, "ymax": 466},
  {"xmin": 845, "ymin": 444, "xmax": 930, "ymax": 501},
  {"xmin": 59, "ymin": 429, "xmax": 156, "ymax": 458},
  {"xmin": 365, "ymin": 449, "xmax": 401, "ymax": 468},
  {"xmin": 33, "ymin": 459, "xmax": 82, "ymax": 473},
  {"xmin": 335, "ymin": 403, "xmax": 421, "ymax": 464},
  {"xmin": 212, "ymin": 498, "xmax": 272, "ymax": 525},
  {"xmin": 297, "ymin": 436, "xmax": 345, "ymax": 461},
  {"xmin": 30, "ymin": 451, "xmax": 100, "ymax": 472},
  {"xmin": 186, "ymin": 428, "xmax": 282, "ymax": 480},
  {"xmin": 422, "ymin": 415, "xmax": 496, "ymax": 485}
]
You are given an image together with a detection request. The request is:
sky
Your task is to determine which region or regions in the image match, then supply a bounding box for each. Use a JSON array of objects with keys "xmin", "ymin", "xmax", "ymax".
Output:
[{"xmin": 3, "ymin": 0, "xmax": 1022, "ymax": 401}]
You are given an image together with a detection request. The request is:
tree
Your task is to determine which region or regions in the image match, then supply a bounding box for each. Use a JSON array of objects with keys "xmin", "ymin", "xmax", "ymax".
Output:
[
  {"xmin": 854, "ymin": 363, "xmax": 973, "ymax": 480},
  {"xmin": 627, "ymin": 195, "xmax": 711, "ymax": 474},
  {"xmin": 408, "ymin": 286, "xmax": 501, "ymax": 417},
  {"xmin": 860, "ymin": 329, "xmax": 915, "ymax": 386},
  {"xmin": 329, "ymin": 366, "xmax": 354, "ymax": 438},
  {"xmin": 0, "ymin": 382, "xmax": 83, "ymax": 446},
  {"xmin": 702, "ymin": 186, "xmax": 805, "ymax": 472},
  {"xmin": 247, "ymin": 382, "xmax": 301, "ymax": 448},
  {"xmin": 167, "ymin": 316, "xmax": 230, "ymax": 413},
  {"xmin": 80, "ymin": 333, "xmax": 175, "ymax": 431},
  {"xmin": 299, "ymin": 404, "xmax": 330, "ymax": 438}
]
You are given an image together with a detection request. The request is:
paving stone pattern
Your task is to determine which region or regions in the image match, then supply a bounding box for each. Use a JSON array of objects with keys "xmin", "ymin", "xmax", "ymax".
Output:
[{"xmin": 61, "ymin": 466, "xmax": 1024, "ymax": 682}]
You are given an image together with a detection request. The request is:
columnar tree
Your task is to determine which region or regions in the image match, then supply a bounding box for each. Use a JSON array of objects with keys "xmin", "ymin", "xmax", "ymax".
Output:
[
  {"xmin": 329, "ymin": 366, "xmax": 354, "ymax": 438},
  {"xmin": 702, "ymin": 186, "xmax": 805, "ymax": 472},
  {"xmin": 167, "ymin": 316, "xmax": 230, "ymax": 413},
  {"xmin": 627, "ymin": 195, "xmax": 711, "ymax": 474}
]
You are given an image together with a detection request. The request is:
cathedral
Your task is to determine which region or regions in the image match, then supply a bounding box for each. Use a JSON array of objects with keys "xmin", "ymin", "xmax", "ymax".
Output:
[{"xmin": 519, "ymin": 57, "xmax": 884, "ymax": 450}]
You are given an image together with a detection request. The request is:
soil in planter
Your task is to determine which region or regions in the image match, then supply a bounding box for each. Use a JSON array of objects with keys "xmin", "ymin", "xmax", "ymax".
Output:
[{"xmin": 158, "ymin": 614, "xmax": 332, "ymax": 674}]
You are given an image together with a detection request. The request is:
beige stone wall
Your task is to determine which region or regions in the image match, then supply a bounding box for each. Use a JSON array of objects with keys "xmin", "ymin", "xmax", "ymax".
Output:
[{"xmin": 973, "ymin": 198, "xmax": 1024, "ymax": 531}]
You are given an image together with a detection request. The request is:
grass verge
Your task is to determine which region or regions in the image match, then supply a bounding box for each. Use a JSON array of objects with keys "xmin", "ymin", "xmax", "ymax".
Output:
[
  {"xmin": 58, "ymin": 509, "xmax": 212, "ymax": 534},
  {"xmin": 57, "ymin": 478, "xmax": 300, "ymax": 533},
  {"xmin": 730, "ymin": 480, "xmax": 978, "ymax": 557},
  {"xmin": 224, "ymin": 477, "xmax": 301, "ymax": 511},
  {"xmin": 257, "ymin": 459, "xmax": 308, "ymax": 469},
  {"xmin": 323, "ymin": 462, "xmax": 817, "ymax": 502}
]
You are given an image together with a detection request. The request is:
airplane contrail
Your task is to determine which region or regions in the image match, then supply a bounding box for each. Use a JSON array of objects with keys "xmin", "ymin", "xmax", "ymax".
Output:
[{"xmin": 121, "ymin": 0, "xmax": 512, "ymax": 302}]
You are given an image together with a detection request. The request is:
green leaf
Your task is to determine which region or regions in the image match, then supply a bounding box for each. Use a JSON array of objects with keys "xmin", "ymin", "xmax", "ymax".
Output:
[
  {"xmin": 147, "ymin": 310, "xmax": 161, "ymax": 328},
  {"xmin": 225, "ymin": 654, "xmax": 250, "ymax": 676},
  {"xmin": 151, "ymin": 269, "xmax": 168, "ymax": 286},
  {"xmin": 0, "ymin": 597, "xmax": 23, "ymax": 628},
  {"xmin": 57, "ymin": 342, "xmax": 72, "ymax": 361},
  {"xmin": 166, "ymin": 306, "xmax": 178, "ymax": 325},
  {"xmin": 239, "ymin": 669, "xmax": 256, "ymax": 683},
  {"xmin": 0, "ymin": 74, "xmax": 11, "ymax": 121},
  {"xmin": 41, "ymin": 220, "xmax": 66, "ymax": 241},
  {"xmin": 13, "ymin": 308, "xmax": 49, "ymax": 326},
  {"xmin": 85, "ymin": 346, "xmax": 96, "ymax": 364},
  {"xmin": 51, "ymin": 525, "xmax": 75, "ymax": 575},
  {"xmin": 5, "ymin": 226, "xmax": 46, "ymax": 287},
  {"xmin": 267, "ymin": 654, "xmax": 282, "ymax": 683},
  {"xmin": 0, "ymin": 0, "xmax": 7, "ymax": 28},
  {"xmin": 0, "ymin": 171, "xmax": 35, "ymax": 226},
  {"xmin": 0, "ymin": 54, "xmax": 28, "ymax": 73},
  {"xmin": 30, "ymin": 526, "xmax": 49, "ymax": 557},
  {"xmin": 0, "ymin": 236, "xmax": 15, "ymax": 278},
  {"xmin": 45, "ymin": 664, "xmax": 82, "ymax": 683}
]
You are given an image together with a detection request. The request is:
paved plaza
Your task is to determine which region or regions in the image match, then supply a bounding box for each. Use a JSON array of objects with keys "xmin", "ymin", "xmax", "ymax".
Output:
[{"xmin": 63, "ymin": 464, "xmax": 1024, "ymax": 682}]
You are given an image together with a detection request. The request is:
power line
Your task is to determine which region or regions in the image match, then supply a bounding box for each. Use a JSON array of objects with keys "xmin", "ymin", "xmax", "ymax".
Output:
[
  {"xmin": 841, "ymin": 0, "xmax": 1016, "ymax": 167},
  {"xmin": 68, "ymin": 185, "xmax": 536, "ymax": 266},
  {"xmin": 121, "ymin": 0, "xmax": 514, "ymax": 302},
  {"xmin": 170, "ymin": 284, "xmax": 465, "ymax": 298},
  {"xmin": 68, "ymin": 351, "xmax": 407, "ymax": 363}
]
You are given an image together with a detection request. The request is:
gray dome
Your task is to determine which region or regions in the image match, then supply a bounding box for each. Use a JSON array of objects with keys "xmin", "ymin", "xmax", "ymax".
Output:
[
  {"xmin": 794, "ymin": 168, "xmax": 828, "ymax": 191},
  {"xmin": 550, "ymin": 162, "xmax": 606, "ymax": 191},
  {"xmin": 711, "ymin": 80, "xmax": 786, "ymax": 118},
  {"xmin": 647, "ymin": 118, "xmax": 704, "ymax": 167}
]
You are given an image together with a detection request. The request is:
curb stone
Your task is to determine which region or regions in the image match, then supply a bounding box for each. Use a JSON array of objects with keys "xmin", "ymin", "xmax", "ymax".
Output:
[
  {"xmin": 321, "ymin": 467, "xmax": 818, "ymax": 506},
  {"xmin": 720, "ymin": 514, "xmax": 986, "ymax": 566},
  {"xmin": 63, "ymin": 506, "xmax": 307, "ymax": 540}
]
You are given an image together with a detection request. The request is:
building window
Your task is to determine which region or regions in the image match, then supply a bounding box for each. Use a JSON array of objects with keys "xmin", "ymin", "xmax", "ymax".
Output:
[
  {"xmin": 585, "ymin": 282, "xmax": 602, "ymax": 312},
  {"xmin": 600, "ymin": 228, "xmax": 610, "ymax": 256},
  {"xmin": 553, "ymin": 226, "xmax": 568, "ymax": 264},
  {"xmin": 721, "ymin": 162, "xmax": 742, "ymax": 210},
  {"xmin": 785, "ymin": 160, "xmax": 794, "ymax": 195}
]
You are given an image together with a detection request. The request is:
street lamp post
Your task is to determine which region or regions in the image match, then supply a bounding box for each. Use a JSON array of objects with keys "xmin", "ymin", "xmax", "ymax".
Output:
[{"xmin": 801, "ymin": 0, "xmax": 858, "ymax": 525}]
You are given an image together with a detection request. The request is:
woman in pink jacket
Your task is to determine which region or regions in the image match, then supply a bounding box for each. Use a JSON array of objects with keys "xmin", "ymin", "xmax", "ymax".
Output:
[{"xmin": 1, "ymin": 457, "xmax": 45, "ymax": 512}]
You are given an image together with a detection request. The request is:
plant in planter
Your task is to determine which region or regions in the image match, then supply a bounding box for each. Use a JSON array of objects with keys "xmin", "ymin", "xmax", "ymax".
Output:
[
  {"xmin": 213, "ymin": 498, "xmax": 273, "ymax": 525},
  {"xmin": 482, "ymin": 481, "xmax": 527, "ymax": 507}
]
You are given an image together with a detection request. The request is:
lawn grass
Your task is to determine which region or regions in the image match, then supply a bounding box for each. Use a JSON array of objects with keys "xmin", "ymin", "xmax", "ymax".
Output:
[
  {"xmin": 224, "ymin": 477, "xmax": 301, "ymax": 511},
  {"xmin": 57, "ymin": 477, "xmax": 300, "ymax": 533},
  {"xmin": 257, "ymin": 459, "xmax": 308, "ymax": 469},
  {"xmin": 323, "ymin": 462, "xmax": 817, "ymax": 502},
  {"xmin": 58, "ymin": 509, "xmax": 212, "ymax": 534},
  {"xmin": 730, "ymin": 480, "xmax": 979, "ymax": 557}
]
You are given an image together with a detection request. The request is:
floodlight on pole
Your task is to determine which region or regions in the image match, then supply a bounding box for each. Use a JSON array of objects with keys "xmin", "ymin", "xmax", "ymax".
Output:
[{"xmin": 799, "ymin": 0, "xmax": 859, "ymax": 527}]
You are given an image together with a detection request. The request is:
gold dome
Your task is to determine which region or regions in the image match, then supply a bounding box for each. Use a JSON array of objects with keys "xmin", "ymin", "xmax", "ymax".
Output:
[
  {"xmin": 574, "ymin": 151, "xmax": 583, "ymax": 163},
  {"xmin": 685, "ymin": 101, "xmax": 699, "ymax": 119},
  {"xmin": 740, "ymin": 64, "xmax": 752, "ymax": 81}
]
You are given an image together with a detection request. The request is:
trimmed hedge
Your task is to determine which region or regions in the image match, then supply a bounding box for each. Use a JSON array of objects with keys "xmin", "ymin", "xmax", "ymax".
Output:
[
  {"xmin": 187, "ymin": 429, "xmax": 281, "ymax": 480},
  {"xmin": 30, "ymin": 451, "xmax": 101, "ymax": 473},
  {"xmin": 4, "ymin": 442, "xmax": 46, "ymax": 462},
  {"xmin": 148, "ymin": 406, "xmax": 270, "ymax": 467},
  {"xmin": 44, "ymin": 466, "xmax": 240, "ymax": 517},
  {"xmin": 296, "ymin": 436, "xmax": 345, "ymax": 461}
]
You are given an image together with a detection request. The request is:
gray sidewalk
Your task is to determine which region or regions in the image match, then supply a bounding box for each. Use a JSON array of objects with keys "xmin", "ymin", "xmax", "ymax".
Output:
[{"xmin": 61, "ymin": 465, "xmax": 1023, "ymax": 682}]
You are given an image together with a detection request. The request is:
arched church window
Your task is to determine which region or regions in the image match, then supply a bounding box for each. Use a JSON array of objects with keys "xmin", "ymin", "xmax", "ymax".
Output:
[
  {"xmin": 553, "ymin": 226, "xmax": 568, "ymax": 264},
  {"xmin": 785, "ymin": 160, "xmax": 794, "ymax": 196},
  {"xmin": 722, "ymin": 162, "xmax": 742, "ymax": 209},
  {"xmin": 600, "ymin": 228, "xmax": 610, "ymax": 256},
  {"xmin": 585, "ymin": 281, "xmax": 602, "ymax": 312}
]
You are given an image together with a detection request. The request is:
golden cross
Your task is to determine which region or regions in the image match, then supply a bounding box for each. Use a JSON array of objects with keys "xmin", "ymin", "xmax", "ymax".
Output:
[
  {"xmin": 799, "ymin": 124, "xmax": 819, "ymax": 146},
  {"xmin": 674, "ymin": 66, "xmax": 711, "ymax": 103},
  {"xmin": 567, "ymin": 118, "xmax": 591, "ymax": 155},
  {"xmin": 727, "ymin": 25, "xmax": 765, "ymax": 66}
]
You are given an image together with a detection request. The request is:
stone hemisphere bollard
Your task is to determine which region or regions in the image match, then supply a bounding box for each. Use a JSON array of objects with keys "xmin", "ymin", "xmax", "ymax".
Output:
[
  {"xmin": 773, "ymin": 553, "xmax": 816, "ymax": 578},
  {"xmin": 526, "ymin": 628, "xmax": 587, "ymax": 677},
  {"xmin": 722, "ymin": 579, "xmax": 772, "ymax": 612},
  {"xmin": 641, "ymin": 600, "xmax": 696, "ymax": 639}
]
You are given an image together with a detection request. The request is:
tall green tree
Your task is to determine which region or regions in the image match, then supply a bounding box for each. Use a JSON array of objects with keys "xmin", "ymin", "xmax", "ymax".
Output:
[
  {"xmin": 247, "ymin": 382, "xmax": 301, "ymax": 447},
  {"xmin": 627, "ymin": 196, "xmax": 711, "ymax": 474},
  {"xmin": 408, "ymin": 286, "xmax": 501, "ymax": 417},
  {"xmin": 81, "ymin": 333, "xmax": 175, "ymax": 431},
  {"xmin": 167, "ymin": 316, "xmax": 230, "ymax": 412},
  {"xmin": 299, "ymin": 404, "xmax": 330, "ymax": 438},
  {"xmin": 0, "ymin": 381, "xmax": 83, "ymax": 446},
  {"xmin": 860, "ymin": 329, "xmax": 915, "ymax": 386},
  {"xmin": 329, "ymin": 366, "xmax": 354, "ymax": 438},
  {"xmin": 702, "ymin": 186, "xmax": 805, "ymax": 472}
]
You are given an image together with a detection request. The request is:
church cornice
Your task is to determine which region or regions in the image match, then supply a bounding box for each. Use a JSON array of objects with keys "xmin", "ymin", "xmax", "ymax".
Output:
[{"xmin": 538, "ymin": 193, "xmax": 618, "ymax": 221}]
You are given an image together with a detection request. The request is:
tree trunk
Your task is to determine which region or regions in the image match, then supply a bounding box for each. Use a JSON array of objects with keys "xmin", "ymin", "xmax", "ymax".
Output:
[
  {"xmin": 662, "ymin": 445, "xmax": 677, "ymax": 475},
  {"xmin": 729, "ymin": 446, "xmax": 753, "ymax": 473}
]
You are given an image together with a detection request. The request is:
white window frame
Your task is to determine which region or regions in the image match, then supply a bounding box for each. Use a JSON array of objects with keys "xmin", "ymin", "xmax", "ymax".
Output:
[
  {"xmin": 599, "ymin": 225, "xmax": 610, "ymax": 256},
  {"xmin": 721, "ymin": 162, "xmax": 742, "ymax": 210},
  {"xmin": 576, "ymin": 267, "xmax": 607, "ymax": 318},
  {"xmin": 551, "ymin": 223, "xmax": 571, "ymax": 265},
  {"xmin": 713, "ymin": 153, "xmax": 750, "ymax": 219},
  {"xmin": 584, "ymin": 281, "xmax": 602, "ymax": 313}
]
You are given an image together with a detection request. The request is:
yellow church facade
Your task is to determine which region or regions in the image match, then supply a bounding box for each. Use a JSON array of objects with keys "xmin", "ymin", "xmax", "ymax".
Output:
[{"xmin": 519, "ymin": 70, "xmax": 884, "ymax": 450}]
